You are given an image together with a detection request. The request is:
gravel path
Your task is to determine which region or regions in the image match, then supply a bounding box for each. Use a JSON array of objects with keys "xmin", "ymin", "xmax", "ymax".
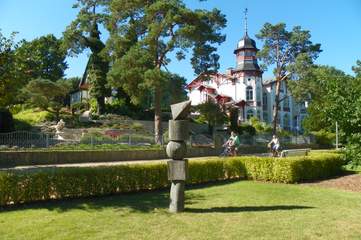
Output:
[{"xmin": 302, "ymin": 174, "xmax": 361, "ymax": 192}]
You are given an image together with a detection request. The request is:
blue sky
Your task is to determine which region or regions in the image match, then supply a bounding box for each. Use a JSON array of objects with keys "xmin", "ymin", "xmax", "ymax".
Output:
[{"xmin": 1, "ymin": 0, "xmax": 360, "ymax": 82}]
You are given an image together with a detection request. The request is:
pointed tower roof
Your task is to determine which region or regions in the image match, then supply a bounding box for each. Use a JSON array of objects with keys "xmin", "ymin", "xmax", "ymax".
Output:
[
  {"xmin": 235, "ymin": 35, "xmax": 258, "ymax": 51},
  {"xmin": 234, "ymin": 8, "xmax": 258, "ymax": 53}
]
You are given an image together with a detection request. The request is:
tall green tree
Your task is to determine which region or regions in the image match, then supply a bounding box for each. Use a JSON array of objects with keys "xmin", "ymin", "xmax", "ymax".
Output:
[
  {"xmin": 256, "ymin": 23, "xmax": 321, "ymax": 135},
  {"xmin": 289, "ymin": 65, "xmax": 351, "ymax": 133},
  {"xmin": 108, "ymin": 0, "xmax": 226, "ymax": 143},
  {"xmin": 289, "ymin": 62, "xmax": 361, "ymax": 166},
  {"xmin": 0, "ymin": 30, "xmax": 22, "ymax": 108},
  {"xmin": 15, "ymin": 34, "xmax": 67, "ymax": 82},
  {"xmin": 63, "ymin": 0, "xmax": 110, "ymax": 114},
  {"xmin": 0, "ymin": 30, "xmax": 22, "ymax": 132}
]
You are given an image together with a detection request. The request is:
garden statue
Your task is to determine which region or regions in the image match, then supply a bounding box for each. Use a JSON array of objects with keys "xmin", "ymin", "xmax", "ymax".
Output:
[
  {"xmin": 55, "ymin": 119, "xmax": 65, "ymax": 133},
  {"xmin": 54, "ymin": 119, "xmax": 65, "ymax": 140},
  {"xmin": 166, "ymin": 100, "xmax": 191, "ymax": 213}
]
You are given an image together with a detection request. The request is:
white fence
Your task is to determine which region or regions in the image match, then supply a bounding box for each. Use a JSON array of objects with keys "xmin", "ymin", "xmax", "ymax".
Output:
[
  {"xmin": 0, "ymin": 131, "xmax": 58, "ymax": 148},
  {"xmin": 0, "ymin": 131, "xmax": 157, "ymax": 149}
]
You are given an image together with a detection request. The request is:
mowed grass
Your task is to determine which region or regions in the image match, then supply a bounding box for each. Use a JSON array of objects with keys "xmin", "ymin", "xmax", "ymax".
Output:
[{"xmin": 1, "ymin": 181, "xmax": 361, "ymax": 240}]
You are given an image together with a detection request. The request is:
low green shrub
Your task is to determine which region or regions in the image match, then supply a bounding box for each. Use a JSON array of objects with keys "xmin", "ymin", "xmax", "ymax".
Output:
[
  {"xmin": 0, "ymin": 163, "xmax": 169, "ymax": 206},
  {"xmin": 311, "ymin": 130, "xmax": 335, "ymax": 147},
  {"xmin": 0, "ymin": 152, "xmax": 344, "ymax": 206},
  {"xmin": 289, "ymin": 153, "xmax": 345, "ymax": 182},
  {"xmin": 130, "ymin": 122, "xmax": 144, "ymax": 131},
  {"xmin": 249, "ymin": 117, "xmax": 272, "ymax": 133},
  {"xmin": 240, "ymin": 152, "xmax": 345, "ymax": 183},
  {"xmin": 13, "ymin": 108, "xmax": 54, "ymax": 125},
  {"xmin": 236, "ymin": 124, "xmax": 256, "ymax": 136}
]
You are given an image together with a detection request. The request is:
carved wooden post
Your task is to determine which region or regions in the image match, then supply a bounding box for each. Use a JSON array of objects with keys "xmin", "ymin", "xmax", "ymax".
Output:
[{"xmin": 166, "ymin": 100, "xmax": 191, "ymax": 213}]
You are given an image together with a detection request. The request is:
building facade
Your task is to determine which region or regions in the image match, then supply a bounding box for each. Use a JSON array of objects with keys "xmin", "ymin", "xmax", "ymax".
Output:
[{"xmin": 187, "ymin": 21, "xmax": 307, "ymax": 132}]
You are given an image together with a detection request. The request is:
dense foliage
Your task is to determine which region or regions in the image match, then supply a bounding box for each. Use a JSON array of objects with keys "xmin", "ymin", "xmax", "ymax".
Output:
[
  {"xmin": 196, "ymin": 101, "xmax": 227, "ymax": 133},
  {"xmin": 0, "ymin": 31, "xmax": 69, "ymax": 132},
  {"xmin": 63, "ymin": 0, "xmax": 111, "ymax": 114},
  {"xmin": 311, "ymin": 129, "xmax": 335, "ymax": 147},
  {"xmin": 15, "ymin": 34, "xmax": 67, "ymax": 81},
  {"xmin": 0, "ymin": 152, "xmax": 344, "ymax": 206},
  {"xmin": 107, "ymin": 0, "xmax": 227, "ymax": 143},
  {"xmin": 289, "ymin": 62, "xmax": 361, "ymax": 167},
  {"xmin": 23, "ymin": 79, "xmax": 71, "ymax": 120},
  {"xmin": 2, "ymin": 1, "xmax": 225, "ymax": 128},
  {"xmin": 0, "ymin": 31, "xmax": 23, "ymax": 108}
]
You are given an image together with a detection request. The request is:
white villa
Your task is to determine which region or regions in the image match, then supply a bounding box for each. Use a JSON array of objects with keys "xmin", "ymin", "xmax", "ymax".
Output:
[{"xmin": 187, "ymin": 15, "xmax": 307, "ymax": 132}]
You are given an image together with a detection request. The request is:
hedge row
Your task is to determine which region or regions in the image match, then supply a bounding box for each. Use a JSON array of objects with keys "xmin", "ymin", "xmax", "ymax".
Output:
[
  {"xmin": 0, "ymin": 152, "xmax": 344, "ymax": 206},
  {"xmin": 240, "ymin": 152, "xmax": 345, "ymax": 183}
]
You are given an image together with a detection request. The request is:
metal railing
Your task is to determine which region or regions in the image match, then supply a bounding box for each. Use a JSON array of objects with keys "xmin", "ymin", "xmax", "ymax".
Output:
[
  {"xmin": 0, "ymin": 131, "xmax": 159, "ymax": 149},
  {"xmin": 0, "ymin": 131, "xmax": 59, "ymax": 148},
  {"xmin": 0, "ymin": 131, "xmax": 314, "ymax": 150}
]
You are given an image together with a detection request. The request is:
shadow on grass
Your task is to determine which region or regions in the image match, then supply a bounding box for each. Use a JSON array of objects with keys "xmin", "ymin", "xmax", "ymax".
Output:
[
  {"xmin": 185, "ymin": 205, "xmax": 314, "ymax": 213},
  {"xmin": 0, "ymin": 180, "xmax": 240, "ymax": 213},
  {"xmin": 1, "ymin": 180, "xmax": 303, "ymax": 214},
  {"xmin": 0, "ymin": 189, "xmax": 208, "ymax": 214},
  {"xmin": 0, "ymin": 189, "xmax": 169, "ymax": 213}
]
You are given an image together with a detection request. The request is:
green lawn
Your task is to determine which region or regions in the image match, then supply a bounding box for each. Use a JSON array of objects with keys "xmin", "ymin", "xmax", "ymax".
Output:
[{"xmin": 1, "ymin": 181, "xmax": 360, "ymax": 240}]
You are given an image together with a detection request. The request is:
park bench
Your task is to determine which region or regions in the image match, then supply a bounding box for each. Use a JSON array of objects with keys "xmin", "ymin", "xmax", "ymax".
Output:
[{"xmin": 280, "ymin": 148, "xmax": 311, "ymax": 157}]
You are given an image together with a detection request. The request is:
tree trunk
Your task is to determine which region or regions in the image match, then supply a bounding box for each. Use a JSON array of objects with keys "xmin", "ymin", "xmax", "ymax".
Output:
[
  {"xmin": 272, "ymin": 79, "xmax": 281, "ymax": 135},
  {"xmin": 154, "ymin": 87, "xmax": 163, "ymax": 145},
  {"xmin": 229, "ymin": 107, "xmax": 239, "ymax": 131},
  {"xmin": 97, "ymin": 96, "xmax": 105, "ymax": 115}
]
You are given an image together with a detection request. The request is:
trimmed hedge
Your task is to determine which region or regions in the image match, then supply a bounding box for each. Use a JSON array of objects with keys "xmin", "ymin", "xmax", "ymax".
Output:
[
  {"xmin": 240, "ymin": 152, "xmax": 345, "ymax": 183},
  {"xmin": 0, "ymin": 153, "xmax": 345, "ymax": 206}
]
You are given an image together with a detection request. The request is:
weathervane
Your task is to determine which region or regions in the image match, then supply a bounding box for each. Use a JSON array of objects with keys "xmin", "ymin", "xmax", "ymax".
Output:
[{"xmin": 244, "ymin": 8, "xmax": 248, "ymax": 35}]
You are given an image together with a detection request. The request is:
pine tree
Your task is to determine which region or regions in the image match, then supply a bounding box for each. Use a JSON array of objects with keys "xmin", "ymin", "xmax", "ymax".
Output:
[{"xmin": 108, "ymin": 0, "xmax": 227, "ymax": 144}]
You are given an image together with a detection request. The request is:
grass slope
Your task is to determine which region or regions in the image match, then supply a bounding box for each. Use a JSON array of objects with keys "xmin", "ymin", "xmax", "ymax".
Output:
[{"xmin": 0, "ymin": 181, "xmax": 360, "ymax": 240}]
